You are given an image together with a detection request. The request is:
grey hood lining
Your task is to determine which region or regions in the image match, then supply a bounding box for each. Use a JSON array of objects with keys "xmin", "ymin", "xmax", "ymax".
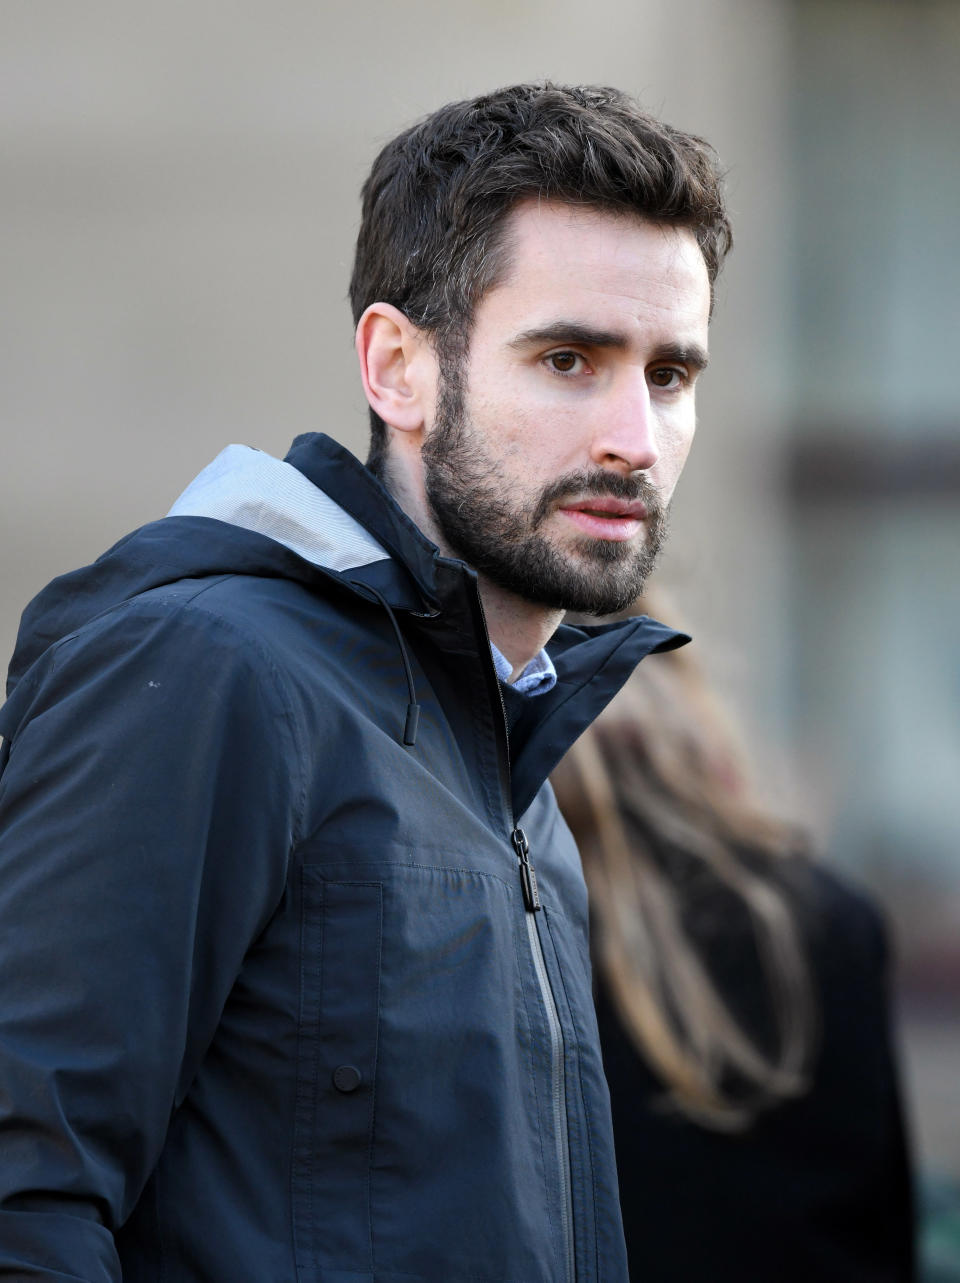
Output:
[{"xmin": 166, "ymin": 444, "xmax": 391, "ymax": 573}]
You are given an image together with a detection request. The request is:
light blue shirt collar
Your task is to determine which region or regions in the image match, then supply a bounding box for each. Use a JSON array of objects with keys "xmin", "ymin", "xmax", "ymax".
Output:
[{"xmin": 489, "ymin": 641, "xmax": 557, "ymax": 696}]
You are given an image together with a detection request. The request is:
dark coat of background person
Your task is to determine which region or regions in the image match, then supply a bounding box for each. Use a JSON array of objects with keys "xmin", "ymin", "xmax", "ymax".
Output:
[{"xmin": 551, "ymin": 619, "xmax": 916, "ymax": 1283}]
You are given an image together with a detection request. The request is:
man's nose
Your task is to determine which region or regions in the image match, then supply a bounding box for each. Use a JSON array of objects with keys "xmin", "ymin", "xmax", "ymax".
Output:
[{"xmin": 589, "ymin": 375, "xmax": 659, "ymax": 475}]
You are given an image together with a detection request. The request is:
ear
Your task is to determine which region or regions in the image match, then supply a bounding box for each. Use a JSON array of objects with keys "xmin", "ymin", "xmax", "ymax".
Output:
[{"xmin": 355, "ymin": 303, "xmax": 436, "ymax": 434}]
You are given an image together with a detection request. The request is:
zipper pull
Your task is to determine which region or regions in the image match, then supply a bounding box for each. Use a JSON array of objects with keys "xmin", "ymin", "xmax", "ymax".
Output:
[{"xmin": 511, "ymin": 827, "xmax": 541, "ymax": 913}]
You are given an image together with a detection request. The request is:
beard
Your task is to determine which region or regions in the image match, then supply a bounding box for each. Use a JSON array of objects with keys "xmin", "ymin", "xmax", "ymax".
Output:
[{"xmin": 421, "ymin": 365, "xmax": 670, "ymax": 616}]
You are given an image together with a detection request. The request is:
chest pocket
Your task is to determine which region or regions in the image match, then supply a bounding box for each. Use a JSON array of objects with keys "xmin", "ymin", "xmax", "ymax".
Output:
[{"xmin": 293, "ymin": 874, "xmax": 382, "ymax": 1281}]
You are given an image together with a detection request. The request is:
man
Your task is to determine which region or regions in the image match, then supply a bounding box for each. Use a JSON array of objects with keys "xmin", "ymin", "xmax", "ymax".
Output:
[{"xmin": 0, "ymin": 84, "xmax": 729, "ymax": 1280}]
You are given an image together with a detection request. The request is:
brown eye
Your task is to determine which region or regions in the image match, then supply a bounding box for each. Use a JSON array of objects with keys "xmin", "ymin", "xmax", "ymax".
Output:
[
  {"xmin": 649, "ymin": 367, "xmax": 682, "ymax": 388},
  {"xmin": 548, "ymin": 352, "xmax": 582, "ymax": 374}
]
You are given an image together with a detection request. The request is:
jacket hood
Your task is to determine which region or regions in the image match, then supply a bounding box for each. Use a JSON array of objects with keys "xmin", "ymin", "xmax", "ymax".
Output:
[{"xmin": 4, "ymin": 436, "xmax": 438, "ymax": 700}]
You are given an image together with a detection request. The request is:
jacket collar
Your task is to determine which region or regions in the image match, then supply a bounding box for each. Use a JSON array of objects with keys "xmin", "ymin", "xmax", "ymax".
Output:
[
  {"xmin": 511, "ymin": 617, "xmax": 689, "ymax": 816},
  {"xmin": 284, "ymin": 433, "xmax": 449, "ymax": 614}
]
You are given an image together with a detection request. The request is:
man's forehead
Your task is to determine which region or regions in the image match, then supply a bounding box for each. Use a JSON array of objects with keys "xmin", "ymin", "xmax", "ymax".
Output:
[
  {"xmin": 506, "ymin": 196, "xmax": 700, "ymax": 255},
  {"xmin": 480, "ymin": 199, "xmax": 711, "ymax": 337}
]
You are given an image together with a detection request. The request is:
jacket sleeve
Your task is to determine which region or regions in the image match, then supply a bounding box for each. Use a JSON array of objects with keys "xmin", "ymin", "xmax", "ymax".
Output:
[{"xmin": 0, "ymin": 597, "xmax": 304, "ymax": 1280}]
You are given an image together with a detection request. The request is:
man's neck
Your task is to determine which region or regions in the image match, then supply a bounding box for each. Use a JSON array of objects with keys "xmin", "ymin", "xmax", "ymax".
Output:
[{"xmin": 476, "ymin": 577, "xmax": 563, "ymax": 681}]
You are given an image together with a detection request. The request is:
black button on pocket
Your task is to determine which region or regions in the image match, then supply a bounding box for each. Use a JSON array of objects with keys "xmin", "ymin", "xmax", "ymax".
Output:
[{"xmin": 333, "ymin": 1064, "xmax": 362, "ymax": 1093}]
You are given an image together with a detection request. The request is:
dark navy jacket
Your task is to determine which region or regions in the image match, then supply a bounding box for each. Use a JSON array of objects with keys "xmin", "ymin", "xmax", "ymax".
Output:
[{"xmin": 0, "ymin": 434, "xmax": 685, "ymax": 1282}]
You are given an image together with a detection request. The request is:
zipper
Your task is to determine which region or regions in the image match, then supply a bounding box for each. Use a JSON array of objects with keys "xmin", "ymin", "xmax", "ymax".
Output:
[
  {"xmin": 516, "ymin": 828, "xmax": 576, "ymax": 1283},
  {"xmin": 461, "ymin": 579, "xmax": 577, "ymax": 1283},
  {"xmin": 511, "ymin": 826, "xmax": 541, "ymax": 912},
  {"xmin": 497, "ymin": 740, "xmax": 575, "ymax": 1283}
]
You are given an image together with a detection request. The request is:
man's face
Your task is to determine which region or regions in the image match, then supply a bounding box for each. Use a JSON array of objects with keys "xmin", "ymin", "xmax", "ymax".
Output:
[{"xmin": 421, "ymin": 199, "xmax": 711, "ymax": 615}]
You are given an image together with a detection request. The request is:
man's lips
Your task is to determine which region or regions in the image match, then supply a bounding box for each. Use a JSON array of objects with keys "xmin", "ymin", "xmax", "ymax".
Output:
[{"xmin": 556, "ymin": 496, "xmax": 648, "ymax": 541}]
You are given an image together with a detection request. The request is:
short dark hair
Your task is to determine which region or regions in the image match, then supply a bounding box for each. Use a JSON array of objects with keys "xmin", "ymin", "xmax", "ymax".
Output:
[{"xmin": 350, "ymin": 82, "xmax": 732, "ymax": 465}]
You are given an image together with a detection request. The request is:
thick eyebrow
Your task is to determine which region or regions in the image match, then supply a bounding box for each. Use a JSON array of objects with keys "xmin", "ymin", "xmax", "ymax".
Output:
[
  {"xmin": 508, "ymin": 323, "xmax": 709, "ymax": 372},
  {"xmin": 508, "ymin": 322, "xmax": 629, "ymax": 351},
  {"xmin": 648, "ymin": 341, "xmax": 710, "ymax": 373}
]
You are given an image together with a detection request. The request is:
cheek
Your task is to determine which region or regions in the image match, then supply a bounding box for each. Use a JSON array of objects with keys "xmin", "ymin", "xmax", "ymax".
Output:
[
  {"xmin": 654, "ymin": 421, "xmax": 696, "ymax": 497},
  {"xmin": 470, "ymin": 390, "xmax": 549, "ymax": 458}
]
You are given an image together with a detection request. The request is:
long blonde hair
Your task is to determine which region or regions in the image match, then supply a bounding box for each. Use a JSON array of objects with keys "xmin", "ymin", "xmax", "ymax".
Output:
[{"xmin": 552, "ymin": 607, "xmax": 817, "ymax": 1129}]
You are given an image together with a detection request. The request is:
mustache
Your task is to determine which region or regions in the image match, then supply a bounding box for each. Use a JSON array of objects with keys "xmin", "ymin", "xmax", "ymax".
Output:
[{"xmin": 531, "ymin": 469, "xmax": 664, "ymax": 528}]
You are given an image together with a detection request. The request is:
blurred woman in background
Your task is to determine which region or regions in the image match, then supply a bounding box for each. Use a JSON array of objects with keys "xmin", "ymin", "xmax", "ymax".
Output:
[{"xmin": 552, "ymin": 601, "xmax": 915, "ymax": 1282}]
